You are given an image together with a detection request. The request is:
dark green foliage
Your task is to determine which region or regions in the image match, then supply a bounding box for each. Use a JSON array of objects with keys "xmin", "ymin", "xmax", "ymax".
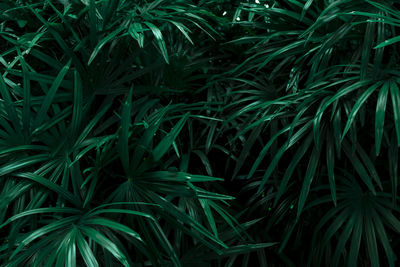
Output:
[{"xmin": 1, "ymin": 0, "xmax": 400, "ymax": 266}]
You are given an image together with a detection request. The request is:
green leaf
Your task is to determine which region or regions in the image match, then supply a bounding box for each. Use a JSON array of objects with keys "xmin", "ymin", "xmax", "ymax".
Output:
[
  {"xmin": 34, "ymin": 60, "xmax": 72, "ymax": 127},
  {"xmin": 342, "ymin": 82, "xmax": 380, "ymax": 140},
  {"xmin": 128, "ymin": 22, "xmax": 145, "ymax": 48},
  {"xmin": 275, "ymin": 133, "xmax": 313, "ymax": 206},
  {"xmin": 76, "ymin": 229, "xmax": 99, "ymax": 267},
  {"xmin": 375, "ymin": 36, "xmax": 400, "ymax": 49},
  {"xmin": 0, "ymin": 70, "xmax": 21, "ymax": 134},
  {"xmin": 365, "ymin": 209, "xmax": 381, "ymax": 267},
  {"xmin": 342, "ymin": 140, "xmax": 376, "ymax": 194},
  {"xmin": 14, "ymin": 172, "xmax": 81, "ymax": 207},
  {"xmin": 390, "ymin": 80, "xmax": 400, "ymax": 145},
  {"xmin": 10, "ymin": 216, "xmax": 79, "ymax": 260},
  {"xmin": 169, "ymin": 20, "xmax": 193, "ymax": 44},
  {"xmin": 332, "ymin": 215, "xmax": 355, "ymax": 267},
  {"xmin": 199, "ymin": 199, "xmax": 218, "ymax": 237},
  {"xmin": 0, "ymin": 154, "xmax": 48, "ymax": 176},
  {"xmin": 375, "ymin": 82, "xmax": 390, "ymax": 155},
  {"xmin": 17, "ymin": 48, "xmax": 31, "ymax": 137},
  {"xmin": 118, "ymin": 88, "xmax": 132, "ymax": 175},
  {"xmin": 297, "ymin": 147, "xmax": 320, "ymax": 218},
  {"xmin": 80, "ymin": 226, "xmax": 130, "ymax": 267},
  {"xmin": 326, "ymin": 137, "xmax": 337, "ymax": 205},
  {"xmin": 88, "ymin": 27, "xmax": 125, "ymax": 65},
  {"xmin": 153, "ymin": 113, "xmax": 189, "ymax": 162},
  {"xmin": 83, "ymin": 218, "xmax": 143, "ymax": 242},
  {"xmin": 71, "ymin": 71, "xmax": 83, "ymax": 140},
  {"xmin": 347, "ymin": 212, "xmax": 363, "ymax": 267},
  {"xmin": 143, "ymin": 22, "xmax": 169, "ymax": 64},
  {"xmin": 0, "ymin": 207, "xmax": 79, "ymax": 229},
  {"xmin": 221, "ymin": 243, "xmax": 277, "ymax": 256}
]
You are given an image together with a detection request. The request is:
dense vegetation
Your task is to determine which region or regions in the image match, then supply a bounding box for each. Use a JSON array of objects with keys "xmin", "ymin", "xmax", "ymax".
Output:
[{"xmin": 1, "ymin": 0, "xmax": 400, "ymax": 266}]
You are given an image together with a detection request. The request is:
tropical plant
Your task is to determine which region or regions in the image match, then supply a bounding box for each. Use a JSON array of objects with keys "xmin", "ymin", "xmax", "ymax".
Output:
[
  {"xmin": 2, "ymin": 0, "xmax": 400, "ymax": 266},
  {"xmin": 0, "ymin": 0, "xmax": 274, "ymax": 266},
  {"xmin": 218, "ymin": 0, "xmax": 400, "ymax": 266}
]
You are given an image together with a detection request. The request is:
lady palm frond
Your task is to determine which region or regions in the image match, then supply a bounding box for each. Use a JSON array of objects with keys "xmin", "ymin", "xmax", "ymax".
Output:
[
  {"xmin": 308, "ymin": 173, "xmax": 400, "ymax": 267},
  {"xmin": 212, "ymin": 0, "xmax": 400, "ymax": 265},
  {"xmin": 0, "ymin": 1, "xmax": 251, "ymax": 266}
]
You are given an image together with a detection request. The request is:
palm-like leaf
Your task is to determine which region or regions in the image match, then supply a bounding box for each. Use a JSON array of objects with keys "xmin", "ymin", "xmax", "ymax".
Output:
[{"xmin": 2, "ymin": 0, "xmax": 400, "ymax": 266}]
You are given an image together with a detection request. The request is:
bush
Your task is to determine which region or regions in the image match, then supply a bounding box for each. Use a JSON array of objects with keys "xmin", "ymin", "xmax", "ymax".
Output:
[{"xmin": 1, "ymin": 0, "xmax": 400, "ymax": 266}]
